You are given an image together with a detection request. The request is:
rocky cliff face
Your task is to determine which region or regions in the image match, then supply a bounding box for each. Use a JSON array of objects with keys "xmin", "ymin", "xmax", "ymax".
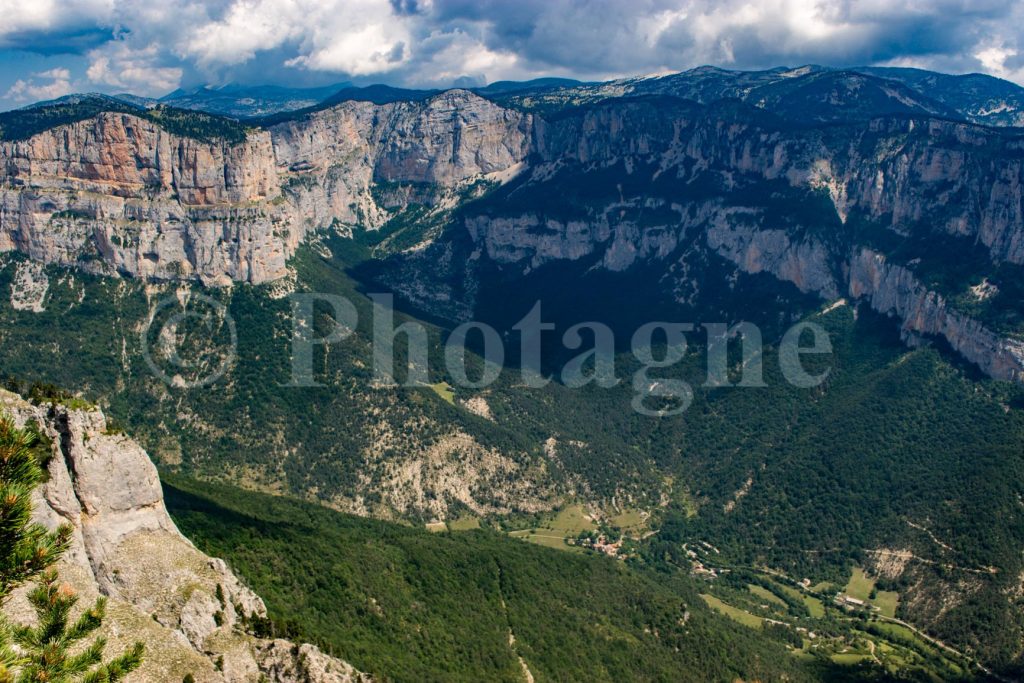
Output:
[
  {"xmin": 0, "ymin": 91, "xmax": 531, "ymax": 285},
  {"xmin": 847, "ymin": 248, "xmax": 1024, "ymax": 381},
  {"xmin": 0, "ymin": 389, "xmax": 370, "ymax": 683},
  {"xmin": 0, "ymin": 113, "xmax": 292, "ymax": 285},
  {"xmin": 817, "ymin": 118, "xmax": 1024, "ymax": 266},
  {"xmin": 268, "ymin": 90, "xmax": 530, "ymax": 230},
  {"xmin": 3, "ymin": 89, "xmax": 1024, "ymax": 381},
  {"xmin": 385, "ymin": 98, "xmax": 1024, "ymax": 381}
]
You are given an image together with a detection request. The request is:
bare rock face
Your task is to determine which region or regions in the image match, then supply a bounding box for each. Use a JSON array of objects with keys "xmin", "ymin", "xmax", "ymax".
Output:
[
  {"xmin": 848, "ymin": 248, "xmax": 1024, "ymax": 381},
  {"xmin": 821, "ymin": 119, "xmax": 1024, "ymax": 266},
  {"xmin": 0, "ymin": 390, "xmax": 369, "ymax": 683},
  {"xmin": 269, "ymin": 90, "xmax": 531, "ymax": 230},
  {"xmin": 0, "ymin": 114, "xmax": 292, "ymax": 286},
  {"xmin": 373, "ymin": 90, "xmax": 532, "ymax": 185},
  {"xmin": 0, "ymin": 92, "xmax": 531, "ymax": 286},
  {"xmin": 255, "ymin": 641, "xmax": 371, "ymax": 683},
  {"xmin": 8, "ymin": 259, "xmax": 48, "ymax": 311},
  {"xmin": 705, "ymin": 208, "xmax": 841, "ymax": 299}
]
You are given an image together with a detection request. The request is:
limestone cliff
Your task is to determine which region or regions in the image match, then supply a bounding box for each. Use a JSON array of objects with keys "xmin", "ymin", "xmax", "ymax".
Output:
[
  {"xmin": 0, "ymin": 91, "xmax": 530, "ymax": 285},
  {"xmin": 268, "ymin": 90, "xmax": 530, "ymax": 230},
  {"xmin": 847, "ymin": 248, "xmax": 1024, "ymax": 382},
  {"xmin": 386, "ymin": 99, "xmax": 1024, "ymax": 382},
  {"xmin": 4, "ymin": 91, "xmax": 1024, "ymax": 381},
  {"xmin": 0, "ymin": 113, "xmax": 291, "ymax": 286},
  {"xmin": 0, "ymin": 389, "xmax": 370, "ymax": 683}
]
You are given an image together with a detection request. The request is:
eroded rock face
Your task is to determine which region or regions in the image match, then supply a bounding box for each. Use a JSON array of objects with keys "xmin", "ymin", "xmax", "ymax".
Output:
[
  {"xmin": 0, "ymin": 114, "xmax": 291, "ymax": 286},
  {"xmin": 387, "ymin": 99, "xmax": 1024, "ymax": 382},
  {"xmin": 256, "ymin": 641, "xmax": 371, "ymax": 683},
  {"xmin": 8, "ymin": 259, "xmax": 48, "ymax": 311},
  {"xmin": 0, "ymin": 390, "xmax": 369, "ymax": 683},
  {"xmin": 4, "ymin": 93, "xmax": 1024, "ymax": 382},
  {"xmin": 848, "ymin": 248, "xmax": 1024, "ymax": 381},
  {"xmin": 0, "ymin": 91, "xmax": 531, "ymax": 285}
]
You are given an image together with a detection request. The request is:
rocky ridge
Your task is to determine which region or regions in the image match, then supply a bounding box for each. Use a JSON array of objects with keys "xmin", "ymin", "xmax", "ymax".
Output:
[
  {"xmin": 3, "ymin": 78, "xmax": 1024, "ymax": 380},
  {"xmin": 386, "ymin": 99, "xmax": 1024, "ymax": 381},
  {"xmin": 0, "ymin": 389, "xmax": 370, "ymax": 683},
  {"xmin": 0, "ymin": 91, "xmax": 530, "ymax": 285}
]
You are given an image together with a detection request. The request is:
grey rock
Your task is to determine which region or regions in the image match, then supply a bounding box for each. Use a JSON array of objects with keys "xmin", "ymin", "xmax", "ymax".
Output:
[{"xmin": 0, "ymin": 390, "xmax": 370, "ymax": 683}]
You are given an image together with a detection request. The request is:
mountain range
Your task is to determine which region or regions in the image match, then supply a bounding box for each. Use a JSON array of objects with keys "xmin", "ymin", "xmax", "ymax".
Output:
[{"xmin": 1, "ymin": 63, "xmax": 1024, "ymax": 680}]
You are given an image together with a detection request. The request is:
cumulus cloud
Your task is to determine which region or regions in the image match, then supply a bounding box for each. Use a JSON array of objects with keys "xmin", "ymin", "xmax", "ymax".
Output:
[
  {"xmin": 0, "ymin": 0, "xmax": 111, "ymax": 38},
  {"xmin": 2, "ymin": 0, "xmax": 1024, "ymax": 109},
  {"xmin": 0, "ymin": 0, "xmax": 115, "ymax": 52},
  {"xmin": 5, "ymin": 67, "xmax": 73, "ymax": 101},
  {"xmin": 86, "ymin": 42, "xmax": 183, "ymax": 95},
  {"xmin": 183, "ymin": 0, "xmax": 309, "ymax": 68},
  {"xmin": 427, "ymin": 0, "xmax": 1017, "ymax": 78}
]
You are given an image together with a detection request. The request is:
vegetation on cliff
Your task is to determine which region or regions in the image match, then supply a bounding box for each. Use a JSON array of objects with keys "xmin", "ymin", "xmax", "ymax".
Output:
[
  {"xmin": 165, "ymin": 474, "xmax": 841, "ymax": 683},
  {"xmin": 0, "ymin": 97, "xmax": 251, "ymax": 144},
  {"xmin": 0, "ymin": 414, "xmax": 144, "ymax": 682}
]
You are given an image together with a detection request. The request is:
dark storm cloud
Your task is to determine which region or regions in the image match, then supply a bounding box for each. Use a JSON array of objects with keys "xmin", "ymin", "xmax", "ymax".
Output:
[{"xmin": 0, "ymin": 27, "xmax": 113, "ymax": 56}]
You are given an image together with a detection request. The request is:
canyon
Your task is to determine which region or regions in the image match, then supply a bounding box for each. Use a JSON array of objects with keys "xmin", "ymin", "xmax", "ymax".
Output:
[{"xmin": 2, "ymin": 74, "xmax": 1023, "ymax": 381}]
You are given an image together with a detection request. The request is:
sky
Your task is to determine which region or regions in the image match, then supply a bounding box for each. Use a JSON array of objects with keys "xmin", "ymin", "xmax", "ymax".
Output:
[{"xmin": 1, "ymin": 0, "xmax": 1023, "ymax": 111}]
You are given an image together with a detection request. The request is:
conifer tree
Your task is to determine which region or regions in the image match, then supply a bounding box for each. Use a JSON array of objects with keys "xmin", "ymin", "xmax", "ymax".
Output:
[
  {"xmin": 13, "ymin": 571, "xmax": 144, "ymax": 683},
  {"xmin": 0, "ymin": 414, "xmax": 144, "ymax": 682},
  {"xmin": 0, "ymin": 415, "xmax": 71, "ymax": 599}
]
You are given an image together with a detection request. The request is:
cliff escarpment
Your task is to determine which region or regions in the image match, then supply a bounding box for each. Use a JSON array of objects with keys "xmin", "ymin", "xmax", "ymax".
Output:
[
  {"xmin": 0, "ymin": 389, "xmax": 370, "ymax": 683},
  {"xmin": 3, "ymin": 85, "xmax": 1024, "ymax": 380},
  {"xmin": 0, "ymin": 91, "xmax": 531, "ymax": 285},
  {"xmin": 383, "ymin": 98, "xmax": 1024, "ymax": 381}
]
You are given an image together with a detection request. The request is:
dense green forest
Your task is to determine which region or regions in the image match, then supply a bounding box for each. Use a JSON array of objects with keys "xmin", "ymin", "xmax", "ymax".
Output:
[
  {"xmin": 0, "ymin": 97, "xmax": 251, "ymax": 143},
  {"xmin": 2, "ymin": 228, "xmax": 1023, "ymax": 674},
  {"xmin": 164, "ymin": 474, "xmax": 901, "ymax": 683}
]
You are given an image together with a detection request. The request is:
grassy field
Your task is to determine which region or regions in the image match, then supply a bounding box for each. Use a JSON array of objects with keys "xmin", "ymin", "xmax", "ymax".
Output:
[
  {"xmin": 872, "ymin": 590, "xmax": 899, "ymax": 618},
  {"xmin": 770, "ymin": 580, "xmax": 826, "ymax": 618},
  {"xmin": 842, "ymin": 567, "xmax": 899, "ymax": 616},
  {"xmin": 425, "ymin": 521, "xmax": 447, "ymax": 532},
  {"xmin": 426, "ymin": 381, "xmax": 455, "ymax": 404},
  {"xmin": 775, "ymin": 583, "xmax": 803, "ymax": 601},
  {"xmin": 522, "ymin": 533, "xmax": 578, "ymax": 550},
  {"xmin": 507, "ymin": 529, "xmax": 585, "ymax": 552},
  {"xmin": 549, "ymin": 505, "xmax": 597, "ymax": 534},
  {"xmin": 507, "ymin": 505, "xmax": 596, "ymax": 552},
  {"xmin": 608, "ymin": 508, "xmax": 647, "ymax": 534},
  {"xmin": 747, "ymin": 584, "xmax": 787, "ymax": 608},
  {"xmin": 844, "ymin": 567, "xmax": 875, "ymax": 601},
  {"xmin": 700, "ymin": 594, "xmax": 764, "ymax": 629},
  {"xmin": 803, "ymin": 595, "xmax": 826, "ymax": 618},
  {"xmin": 448, "ymin": 515, "xmax": 481, "ymax": 531},
  {"xmin": 870, "ymin": 621, "xmax": 929, "ymax": 649}
]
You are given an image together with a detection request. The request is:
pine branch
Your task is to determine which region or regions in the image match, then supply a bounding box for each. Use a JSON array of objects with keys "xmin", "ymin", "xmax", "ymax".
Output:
[
  {"xmin": 81, "ymin": 642, "xmax": 144, "ymax": 683},
  {"xmin": 0, "ymin": 415, "xmax": 71, "ymax": 600},
  {"xmin": 64, "ymin": 598, "xmax": 105, "ymax": 644},
  {"xmin": 0, "ymin": 413, "xmax": 145, "ymax": 682}
]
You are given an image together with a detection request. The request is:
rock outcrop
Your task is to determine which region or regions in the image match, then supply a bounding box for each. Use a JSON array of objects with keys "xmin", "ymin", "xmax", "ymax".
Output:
[
  {"xmin": 0, "ymin": 113, "xmax": 290, "ymax": 286},
  {"xmin": 3, "ymin": 88, "xmax": 1024, "ymax": 381},
  {"xmin": 847, "ymin": 248, "xmax": 1024, "ymax": 381},
  {"xmin": 0, "ymin": 91, "xmax": 531, "ymax": 285},
  {"xmin": 0, "ymin": 389, "xmax": 370, "ymax": 683},
  {"xmin": 387, "ymin": 97, "xmax": 1024, "ymax": 381}
]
